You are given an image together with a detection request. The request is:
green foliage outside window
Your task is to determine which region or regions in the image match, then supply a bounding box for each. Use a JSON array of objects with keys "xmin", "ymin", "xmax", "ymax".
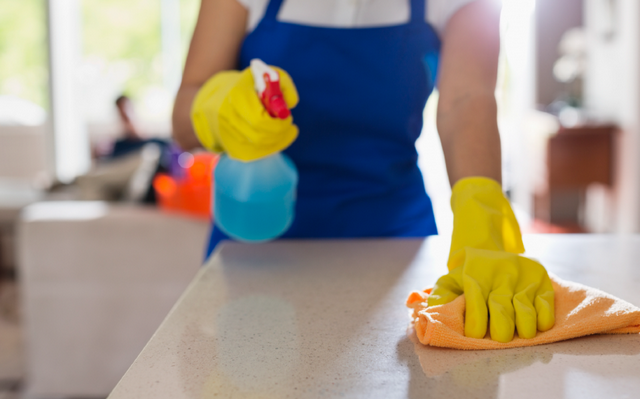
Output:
[
  {"xmin": 0, "ymin": 0, "xmax": 199, "ymax": 110},
  {"xmin": 82, "ymin": 0, "xmax": 199, "ymax": 102},
  {"xmin": 0, "ymin": 0, "xmax": 48, "ymax": 108}
]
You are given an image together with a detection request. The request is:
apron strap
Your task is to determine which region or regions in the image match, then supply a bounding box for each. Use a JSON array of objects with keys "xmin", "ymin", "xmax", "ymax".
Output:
[
  {"xmin": 410, "ymin": 0, "xmax": 426, "ymax": 26},
  {"xmin": 263, "ymin": 0, "xmax": 285, "ymax": 24}
]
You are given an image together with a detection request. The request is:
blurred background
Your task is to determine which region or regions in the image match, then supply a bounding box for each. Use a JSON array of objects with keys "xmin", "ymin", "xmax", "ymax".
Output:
[{"xmin": 0, "ymin": 0, "xmax": 634, "ymax": 397}]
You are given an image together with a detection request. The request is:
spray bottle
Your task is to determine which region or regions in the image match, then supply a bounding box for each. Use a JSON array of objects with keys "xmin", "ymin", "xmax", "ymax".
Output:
[{"xmin": 213, "ymin": 59, "xmax": 298, "ymax": 242}]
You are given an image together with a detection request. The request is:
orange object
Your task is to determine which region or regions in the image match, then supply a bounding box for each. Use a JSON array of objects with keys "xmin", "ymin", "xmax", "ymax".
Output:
[
  {"xmin": 406, "ymin": 275, "xmax": 640, "ymax": 350},
  {"xmin": 153, "ymin": 153, "xmax": 218, "ymax": 220}
]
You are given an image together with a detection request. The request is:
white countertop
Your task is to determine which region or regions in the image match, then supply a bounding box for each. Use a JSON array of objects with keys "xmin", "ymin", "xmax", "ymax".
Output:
[{"xmin": 108, "ymin": 235, "xmax": 640, "ymax": 398}]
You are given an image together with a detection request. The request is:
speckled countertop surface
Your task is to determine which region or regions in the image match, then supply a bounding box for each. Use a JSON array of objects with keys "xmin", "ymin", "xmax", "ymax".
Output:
[{"xmin": 108, "ymin": 235, "xmax": 640, "ymax": 398}]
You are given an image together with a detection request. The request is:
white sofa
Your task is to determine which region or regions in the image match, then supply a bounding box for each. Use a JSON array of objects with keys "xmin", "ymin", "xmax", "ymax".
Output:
[
  {"xmin": 17, "ymin": 202, "xmax": 209, "ymax": 398},
  {"xmin": 0, "ymin": 124, "xmax": 48, "ymax": 273},
  {"xmin": 0, "ymin": 125, "xmax": 47, "ymax": 182}
]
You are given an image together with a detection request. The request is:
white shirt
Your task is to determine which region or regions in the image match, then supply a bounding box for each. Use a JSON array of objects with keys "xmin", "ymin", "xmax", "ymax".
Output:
[{"xmin": 237, "ymin": 0, "xmax": 477, "ymax": 35}]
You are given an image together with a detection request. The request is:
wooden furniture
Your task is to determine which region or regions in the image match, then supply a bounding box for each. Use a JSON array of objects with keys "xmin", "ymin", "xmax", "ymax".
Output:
[
  {"xmin": 534, "ymin": 125, "xmax": 616, "ymax": 231},
  {"xmin": 109, "ymin": 237, "xmax": 640, "ymax": 399}
]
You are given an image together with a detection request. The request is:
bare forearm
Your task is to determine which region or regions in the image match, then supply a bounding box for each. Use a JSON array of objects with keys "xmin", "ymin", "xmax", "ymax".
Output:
[
  {"xmin": 172, "ymin": 85, "xmax": 202, "ymax": 151},
  {"xmin": 171, "ymin": 0, "xmax": 247, "ymax": 150},
  {"xmin": 437, "ymin": 92, "xmax": 501, "ymax": 185},
  {"xmin": 435, "ymin": 0, "xmax": 502, "ymax": 186}
]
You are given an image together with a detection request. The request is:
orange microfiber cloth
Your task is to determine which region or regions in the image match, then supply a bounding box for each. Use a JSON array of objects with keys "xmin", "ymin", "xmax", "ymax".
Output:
[{"xmin": 406, "ymin": 275, "xmax": 640, "ymax": 350}]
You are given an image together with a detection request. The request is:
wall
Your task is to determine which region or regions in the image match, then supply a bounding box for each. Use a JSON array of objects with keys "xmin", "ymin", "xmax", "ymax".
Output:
[
  {"xmin": 584, "ymin": 0, "xmax": 640, "ymax": 233},
  {"xmin": 535, "ymin": 0, "xmax": 584, "ymax": 107}
]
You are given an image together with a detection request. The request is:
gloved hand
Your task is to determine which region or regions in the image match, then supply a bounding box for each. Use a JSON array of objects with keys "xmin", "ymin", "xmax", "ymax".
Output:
[
  {"xmin": 190, "ymin": 66, "xmax": 299, "ymax": 162},
  {"xmin": 427, "ymin": 177, "xmax": 555, "ymax": 342}
]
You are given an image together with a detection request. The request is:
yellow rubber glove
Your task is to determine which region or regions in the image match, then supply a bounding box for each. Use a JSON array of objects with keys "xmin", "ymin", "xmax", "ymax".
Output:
[
  {"xmin": 190, "ymin": 66, "xmax": 299, "ymax": 162},
  {"xmin": 428, "ymin": 177, "xmax": 555, "ymax": 342}
]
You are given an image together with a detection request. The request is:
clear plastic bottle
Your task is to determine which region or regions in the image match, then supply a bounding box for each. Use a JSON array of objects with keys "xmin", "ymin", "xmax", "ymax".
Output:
[{"xmin": 214, "ymin": 153, "xmax": 298, "ymax": 242}]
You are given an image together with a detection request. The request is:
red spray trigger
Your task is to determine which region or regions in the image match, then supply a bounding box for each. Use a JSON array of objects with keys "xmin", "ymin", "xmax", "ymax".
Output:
[{"xmin": 261, "ymin": 73, "xmax": 290, "ymax": 120}]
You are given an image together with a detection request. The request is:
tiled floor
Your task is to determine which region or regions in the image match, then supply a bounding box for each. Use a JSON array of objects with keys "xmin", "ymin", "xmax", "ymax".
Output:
[{"xmin": 0, "ymin": 281, "xmax": 23, "ymax": 399}]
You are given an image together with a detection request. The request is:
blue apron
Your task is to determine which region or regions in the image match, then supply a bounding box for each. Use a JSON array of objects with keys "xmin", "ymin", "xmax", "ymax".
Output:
[{"xmin": 206, "ymin": 0, "xmax": 441, "ymax": 258}]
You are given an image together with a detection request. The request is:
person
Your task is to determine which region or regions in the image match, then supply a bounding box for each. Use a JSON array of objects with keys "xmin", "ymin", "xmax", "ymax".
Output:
[
  {"xmin": 105, "ymin": 95, "xmax": 169, "ymax": 159},
  {"xmin": 87, "ymin": 95, "xmax": 171, "ymax": 203},
  {"xmin": 172, "ymin": 0, "xmax": 555, "ymax": 343}
]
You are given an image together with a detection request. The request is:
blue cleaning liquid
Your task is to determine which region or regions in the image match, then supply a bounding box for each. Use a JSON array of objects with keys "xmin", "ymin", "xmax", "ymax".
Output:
[{"xmin": 214, "ymin": 153, "xmax": 298, "ymax": 242}]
